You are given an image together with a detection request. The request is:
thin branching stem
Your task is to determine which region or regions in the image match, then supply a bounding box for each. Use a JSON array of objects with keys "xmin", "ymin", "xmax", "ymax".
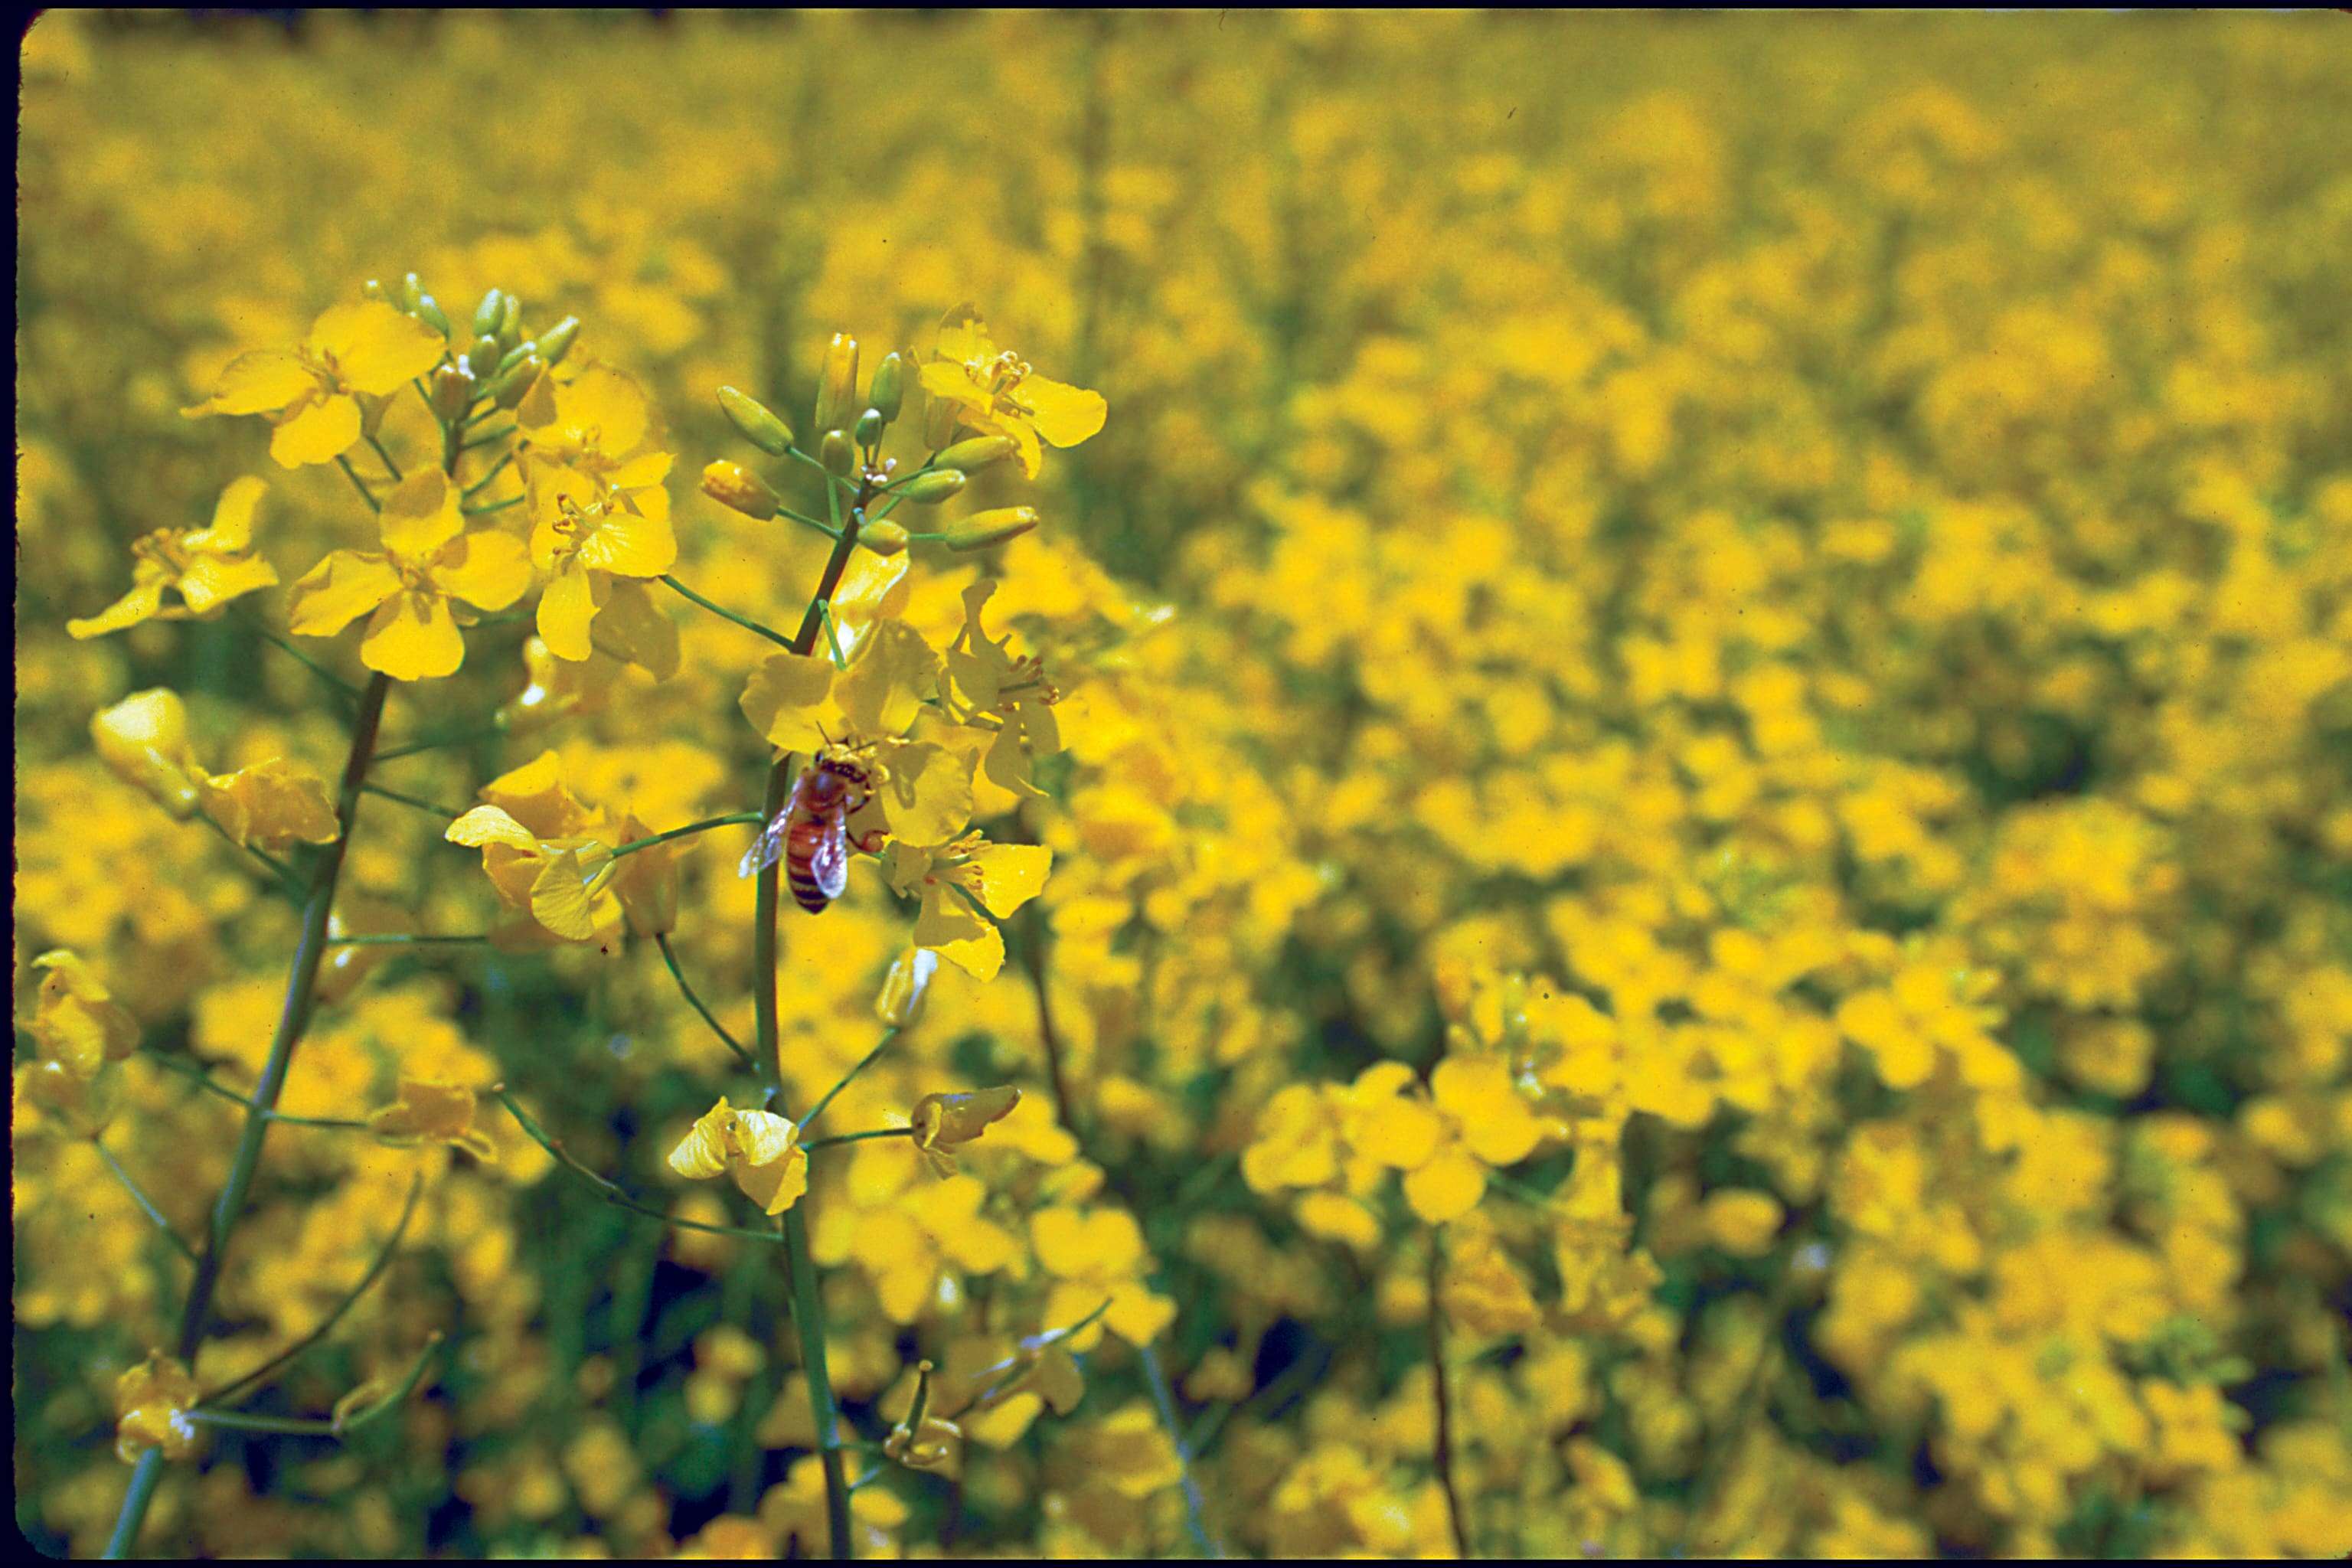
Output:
[
  {"xmin": 364, "ymin": 433, "xmax": 405, "ymax": 483},
  {"xmin": 373, "ymin": 724, "xmax": 503, "ymax": 763},
  {"xmin": 797, "ymin": 1028, "xmax": 900, "ymax": 1134},
  {"xmin": 653, "ymin": 932, "xmax": 755, "ymax": 1070},
  {"xmin": 95, "ymin": 1141, "xmax": 198, "ymax": 1265},
  {"xmin": 493, "ymin": 1087, "xmax": 790, "ymax": 1246},
  {"xmin": 609, "ymin": 812, "xmax": 766, "ymax": 859},
  {"xmin": 361, "ymin": 781, "xmax": 460, "ymax": 820},
  {"xmin": 334, "ymin": 455, "xmax": 381, "ymax": 512},
  {"xmin": 326, "ymin": 933, "xmax": 490, "ymax": 949},
  {"xmin": 659, "ymin": 574, "xmax": 796, "ymax": 648},
  {"xmin": 140, "ymin": 1047, "xmax": 371, "ymax": 1128}
]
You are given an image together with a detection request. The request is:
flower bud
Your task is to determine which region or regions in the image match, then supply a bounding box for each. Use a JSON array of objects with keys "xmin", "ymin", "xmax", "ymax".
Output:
[
  {"xmin": 497, "ymin": 293, "xmax": 524, "ymax": 354},
  {"xmin": 941, "ymin": 506, "xmax": 1040, "ymax": 551},
  {"xmin": 871, "ymin": 352, "xmax": 906, "ymax": 420},
  {"xmin": 893, "ymin": 469, "xmax": 967, "ymax": 505},
  {"xmin": 90, "ymin": 690, "xmax": 202, "ymax": 818},
  {"xmin": 361, "ymin": 278, "xmax": 389, "ymax": 302},
  {"xmin": 464, "ymin": 335, "xmax": 503, "ymax": 381},
  {"xmin": 934, "ymin": 434, "xmax": 1018, "ymax": 473},
  {"xmin": 430, "ymin": 364, "xmax": 475, "ymax": 423},
  {"xmin": 875, "ymin": 947, "xmax": 939, "ymax": 1026},
  {"xmin": 854, "ymin": 407, "xmax": 885, "ymax": 449},
  {"xmin": 399, "ymin": 273, "xmax": 426, "ymax": 311},
  {"xmin": 22, "ymin": 1057, "xmax": 121, "ymax": 1136},
  {"xmin": 536, "ymin": 315, "xmax": 580, "ymax": 365},
  {"xmin": 923, "ymin": 389, "xmax": 961, "ymax": 450},
  {"xmin": 813, "ymin": 333, "xmax": 859, "ymax": 436},
  {"xmin": 471, "ymin": 289, "xmax": 506, "ymax": 338},
  {"xmin": 490, "ymin": 353, "xmax": 543, "ymax": 410},
  {"xmin": 701, "ymin": 460, "xmax": 782, "ymax": 518},
  {"xmin": 819, "ymin": 429, "xmax": 855, "ymax": 478},
  {"xmin": 861, "ymin": 519, "xmax": 910, "ymax": 557},
  {"xmin": 412, "ymin": 292, "xmax": 450, "ymax": 339},
  {"xmin": 718, "ymin": 386, "xmax": 794, "ymax": 456}
]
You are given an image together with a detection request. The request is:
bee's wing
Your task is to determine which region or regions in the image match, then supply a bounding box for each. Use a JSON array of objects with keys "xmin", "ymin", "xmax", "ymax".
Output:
[
  {"xmin": 808, "ymin": 818, "xmax": 851, "ymax": 902},
  {"xmin": 739, "ymin": 811, "xmax": 791, "ymax": 880}
]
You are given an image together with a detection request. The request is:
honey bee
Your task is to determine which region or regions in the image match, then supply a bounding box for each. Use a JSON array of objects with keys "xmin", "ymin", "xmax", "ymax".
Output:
[{"xmin": 740, "ymin": 749, "xmax": 883, "ymax": 913}]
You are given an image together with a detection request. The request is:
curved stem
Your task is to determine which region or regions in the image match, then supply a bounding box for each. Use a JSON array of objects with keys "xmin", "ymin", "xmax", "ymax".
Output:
[
  {"xmin": 333, "ymin": 455, "xmax": 381, "ymax": 512},
  {"xmin": 106, "ymin": 670, "xmax": 392, "ymax": 1559},
  {"xmin": 609, "ymin": 812, "xmax": 766, "ymax": 860},
  {"xmin": 806, "ymin": 1127, "xmax": 913, "ymax": 1151},
  {"xmin": 95, "ymin": 1140, "xmax": 198, "ymax": 1265},
  {"xmin": 361, "ymin": 782, "xmax": 459, "ymax": 820},
  {"xmin": 1427, "ymin": 1236, "xmax": 1471, "ymax": 1558},
  {"xmin": 797, "ymin": 1029, "xmax": 900, "ymax": 1134},
  {"xmin": 654, "ymin": 932, "xmax": 754, "ymax": 1070},
  {"xmin": 660, "ymin": 574, "xmax": 796, "ymax": 649},
  {"xmin": 493, "ymin": 1087, "xmax": 791, "ymax": 1246}
]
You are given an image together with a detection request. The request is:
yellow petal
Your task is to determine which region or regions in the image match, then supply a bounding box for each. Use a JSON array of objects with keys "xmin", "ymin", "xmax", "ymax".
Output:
[
  {"xmin": 309, "ymin": 300, "xmax": 447, "ymax": 395},
  {"xmin": 360, "ymin": 589, "xmax": 465, "ymax": 681},
  {"xmin": 574, "ymin": 499, "xmax": 676, "ymax": 578},
  {"xmin": 182, "ymin": 475, "xmax": 270, "ymax": 554},
  {"xmin": 1356, "ymin": 1096, "xmax": 1442, "ymax": 1169},
  {"xmin": 870, "ymin": 741, "xmax": 973, "ymax": 848},
  {"xmin": 172, "ymin": 553, "xmax": 279, "ymax": 617},
  {"xmin": 1404, "ymin": 1152, "xmax": 1488, "ymax": 1223},
  {"xmin": 378, "ymin": 470, "xmax": 464, "ymax": 559},
  {"xmin": 554, "ymin": 365, "xmax": 650, "ymax": 455},
  {"xmin": 964, "ymin": 844, "xmax": 1051, "ymax": 920},
  {"xmin": 934, "ymin": 303, "xmax": 996, "ymax": 366},
  {"xmin": 1434, "ymin": 1057, "xmax": 1545, "ymax": 1166},
  {"xmin": 834, "ymin": 622, "xmax": 940, "ymax": 739},
  {"xmin": 201, "ymin": 757, "xmax": 339, "ymax": 850},
  {"xmin": 537, "ymin": 561, "xmax": 601, "ymax": 662},
  {"xmin": 183, "ymin": 350, "xmax": 313, "ymax": 417},
  {"xmin": 429, "ymin": 529, "xmax": 532, "ymax": 611},
  {"xmin": 1103, "ymin": 1285, "xmax": 1176, "ymax": 1348},
  {"xmin": 67, "ymin": 581, "xmax": 167, "ymax": 640},
  {"xmin": 669, "ymin": 1101, "xmax": 740, "ymax": 1179},
  {"xmin": 528, "ymin": 844, "xmax": 619, "ymax": 941},
  {"xmin": 286, "ymin": 549, "xmax": 400, "ymax": 637},
  {"xmin": 444, "ymin": 805, "xmax": 538, "ymax": 851},
  {"xmin": 588, "ymin": 577, "xmax": 680, "ymax": 680},
  {"xmin": 1020, "ymin": 375, "xmax": 1107, "ymax": 449},
  {"xmin": 270, "ymin": 394, "xmax": 362, "ymax": 468},
  {"xmin": 739, "ymin": 652, "xmax": 836, "ymax": 753},
  {"xmin": 929, "ymin": 922, "xmax": 1005, "ymax": 982},
  {"xmin": 736, "ymin": 1143, "xmax": 810, "ymax": 1217}
]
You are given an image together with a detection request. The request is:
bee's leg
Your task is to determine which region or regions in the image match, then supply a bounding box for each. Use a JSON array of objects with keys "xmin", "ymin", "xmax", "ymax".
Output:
[{"xmin": 851, "ymin": 826, "xmax": 890, "ymax": 854}]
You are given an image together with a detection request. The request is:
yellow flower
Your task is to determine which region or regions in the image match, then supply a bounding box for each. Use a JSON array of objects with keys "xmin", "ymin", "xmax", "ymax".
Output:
[
  {"xmin": 1348, "ymin": 1056, "xmax": 1548, "ymax": 1223},
  {"xmin": 1073, "ymin": 1403, "xmax": 1184, "ymax": 1499},
  {"xmin": 527, "ymin": 462, "xmax": 677, "ymax": 668},
  {"xmin": 822, "ymin": 1168, "xmax": 1020, "ymax": 1321},
  {"xmin": 909, "ymin": 1086, "xmax": 1021, "ymax": 1178},
  {"xmin": 89, "ymin": 689, "xmax": 338, "ymax": 849},
  {"xmin": 443, "ymin": 753, "xmax": 624, "ymax": 947},
  {"xmin": 23, "ymin": 950, "xmax": 140, "ymax": 1078},
  {"xmin": 1441, "ymin": 1227, "xmax": 1541, "ymax": 1338},
  {"xmin": 942, "ymin": 581, "xmax": 1063, "ymax": 799},
  {"xmin": 367, "ymin": 1076, "xmax": 497, "ymax": 1161},
  {"xmin": 182, "ymin": 299, "xmax": 447, "ymax": 468},
  {"xmin": 880, "ymin": 1360, "xmax": 962, "ymax": 1472},
  {"xmin": 918, "ymin": 303, "xmax": 1106, "ymax": 480},
  {"xmin": 286, "ymin": 469, "xmax": 531, "ymax": 681},
  {"xmin": 1028, "ymin": 1204, "xmax": 1174, "ymax": 1347},
  {"xmin": 197, "ymin": 757, "xmax": 340, "ymax": 851},
  {"xmin": 113, "ymin": 1351, "xmax": 203, "ymax": 1464},
  {"xmin": 668, "ymin": 1097, "xmax": 810, "ymax": 1216},
  {"xmin": 883, "ymin": 834, "xmax": 1053, "ymax": 981},
  {"xmin": 67, "ymin": 477, "xmax": 280, "ymax": 639}
]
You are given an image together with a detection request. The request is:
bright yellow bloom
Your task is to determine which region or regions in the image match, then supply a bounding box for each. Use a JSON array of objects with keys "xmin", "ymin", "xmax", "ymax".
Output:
[
  {"xmin": 182, "ymin": 299, "xmax": 446, "ymax": 468},
  {"xmin": 198, "ymin": 757, "xmax": 339, "ymax": 851},
  {"xmin": 368, "ymin": 1076, "xmax": 496, "ymax": 1161},
  {"xmin": 89, "ymin": 688, "xmax": 338, "ymax": 848},
  {"xmin": 942, "ymin": 581, "xmax": 1063, "ymax": 798},
  {"xmin": 444, "ymin": 752, "xmax": 624, "ymax": 948},
  {"xmin": 67, "ymin": 477, "xmax": 279, "ymax": 638},
  {"xmin": 909, "ymin": 1086, "xmax": 1021, "ymax": 1177},
  {"xmin": 668, "ymin": 1098, "xmax": 809, "ymax": 1216},
  {"xmin": 23, "ymin": 950, "xmax": 139, "ymax": 1078},
  {"xmin": 286, "ymin": 469, "xmax": 531, "ymax": 681},
  {"xmin": 527, "ymin": 462, "xmax": 676, "ymax": 666},
  {"xmin": 113, "ymin": 1351, "xmax": 203, "ymax": 1464},
  {"xmin": 918, "ymin": 303, "xmax": 1106, "ymax": 480},
  {"xmin": 882, "ymin": 834, "xmax": 1052, "ymax": 981},
  {"xmin": 1348, "ymin": 1056, "xmax": 1548, "ymax": 1223}
]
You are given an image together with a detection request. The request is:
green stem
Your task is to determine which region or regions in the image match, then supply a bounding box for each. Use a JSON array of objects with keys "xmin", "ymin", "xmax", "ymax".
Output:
[
  {"xmin": 1141, "ymin": 1342, "xmax": 1225, "ymax": 1558},
  {"xmin": 361, "ymin": 782, "xmax": 459, "ymax": 820},
  {"xmin": 797, "ymin": 1029, "xmax": 900, "ymax": 1134},
  {"xmin": 654, "ymin": 932, "xmax": 755, "ymax": 1070},
  {"xmin": 106, "ymin": 670, "xmax": 392, "ymax": 1559},
  {"xmin": 334, "ymin": 455, "xmax": 381, "ymax": 512},
  {"xmin": 141, "ymin": 1047, "xmax": 370, "ymax": 1128},
  {"xmin": 462, "ymin": 495, "xmax": 522, "ymax": 517},
  {"xmin": 95, "ymin": 1139, "xmax": 198, "ymax": 1265},
  {"xmin": 364, "ymin": 433, "xmax": 405, "ymax": 484},
  {"xmin": 326, "ymin": 933, "xmax": 490, "ymax": 949},
  {"xmin": 493, "ymin": 1088, "xmax": 790, "ymax": 1246},
  {"xmin": 230, "ymin": 605, "xmax": 360, "ymax": 703},
  {"xmin": 609, "ymin": 812, "xmax": 766, "ymax": 859},
  {"xmin": 196, "ymin": 809, "xmax": 304, "ymax": 903},
  {"xmin": 1427, "ymin": 1236, "xmax": 1470, "ymax": 1558},
  {"xmin": 373, "ymin": 724, "xmax": 502, "ymax": 763},
  {"xmin": 660, "ymin": 574, "xmax": 796, "ymax": 649},
  {"xmin": 201, "ymin": 1174, "xmax": 423, "ymax": 1406},
  {"xmin": 462, "ymin": 448, "xmax": 514, "ymax": 496},
  {"xmin": 806, "ymin": 1128, "xmax": 913, "ymax": 1151},
  {"xmin": 462, "ymin": 424, "xmax": 514, "ymax": 449}
]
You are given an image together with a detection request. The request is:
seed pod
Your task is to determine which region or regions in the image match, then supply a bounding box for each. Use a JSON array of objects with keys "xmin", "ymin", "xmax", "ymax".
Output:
[
  {"xmin": 813, "ymin": 333, "xmax": 859, "ymax": 436},
  {"xmin": 718, "ymin": 386, "xmax": 795, "ymax": 455},
  {"xmin": 536, "ymin": 315, "xmax": 580, "ymax": 366},
  {"xmin": 893, "ymin": 469, "xmax": 967, "ymax": 505},
  {"xmin": 471, "ymin": 289, "xmax": 506, "ymax": 338},
  {"xmin": 861, "ymin": 519, "xmax": 910, "ymax": 557},
  {"xmin": 854, "ymin": 407, "xmax": 885, "ymax": 449},
  {"xmin": 701, "ymin": 460, "xmax": 783, "ymax": 518},
  {"xmin": 870, "ymin": 351, "xmax": 906, "ymax": 420},
  {"xmin": 941, "ymin": 506, "xmax": 1040, "ymax": 551},
  {"xmin": 497, "ymin": 293, "xmax": 524, "ymax": 354},
  {"xmin": 819, "ymin": 429, "xmax": 855, "ymax": 477},
  {"xmin": 934, "ymin": 434, "xmax": 1018, "ymax": 473},
  {"xmin": 430, "ymin": 364, "xmax": 475, "ymax": 423}
]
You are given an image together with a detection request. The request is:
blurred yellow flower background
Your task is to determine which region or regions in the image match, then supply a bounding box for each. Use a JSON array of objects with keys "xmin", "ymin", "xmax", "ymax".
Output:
[{"xmin": 17, "ymin": 10, "xmax": 2352, "ymax": 1560}]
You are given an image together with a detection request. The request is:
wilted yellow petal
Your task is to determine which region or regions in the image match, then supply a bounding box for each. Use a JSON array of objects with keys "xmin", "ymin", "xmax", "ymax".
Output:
[
  {"xmin": 183, "ymin": 475, "xmax": 270, "ymax": 554},
  {"xmin": 444, "ymin": 805, "xmax": 538, "ymax": 851},
  {"xmin": 201, "ymin": 757, "xmax": 339, "ymax": 850}
]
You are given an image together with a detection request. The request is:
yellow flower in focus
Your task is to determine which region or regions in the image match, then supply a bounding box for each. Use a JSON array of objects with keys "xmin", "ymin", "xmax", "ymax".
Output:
[
  {"xmin": 23, "ymin": 950, "xmax": 140, "ymax": 1078},
  {"xmin": 526, "ymin": 467, "xmax": 677, "ymax": 668},
  {"xmin": 368, "ymin": 1076, "xmax": 496, "ymax": 1161},
  {"xmin": 883, "ymin": 833, "xmax": 1052, "ymax": 981},
  {"xmin": 197, "ymin": 756, "xmax": 340, "ymax": 851},
  {"xmin": 182, "ymin": 299, "xmax": 447, "ymax": 468},
  {"xmin": 443, "ymin": 752, "xmax": 626, "ymax": 949},
  {"xmin": 919, "ymin": 303, "xmax": 1106, "ymax": 480},
  {"xmin": 881, "ymin": 1361, "xmax": 962, "ymax": 1472},
  {"xmin": 67, "ymin": 477, "xmax": 279, "ymax": 639},
  {"xmin": 113, "ymin": 1351, "xmax": 203, "ymax": 1464},
  {"xmin": 942, "ymin": 581, "xmax": 1063, "ymax": 799},
  {"xmin": 909, "ymin": 1086, "xmax": 1021, "ymax": 1178},
  {"xmin": 286, "ymin": 469, "xmax": 531, "ymax": 681},
  {"xmin": 668, "ymin": 1097, "xmax": 810, "ymax": 1217}
]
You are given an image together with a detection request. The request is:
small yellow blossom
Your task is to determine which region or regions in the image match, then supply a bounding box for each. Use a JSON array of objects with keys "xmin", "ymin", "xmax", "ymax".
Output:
[
  {"xmin": 67, "ymin": 477, "xmax": 279, "ymax": 638},
  {"xmin": 668, "ymin": 1098, "xmax": 810, "ymax": 1217},
  {"xmin": 920, "ymin": 303, "xmax": 1105, "ymax": 480},
  {"xmin": 182, "ymin": 299, "xmax": 446, "ymax": 468},
  {"xmin": 113, "ymin": 1351, "xmax": 203, "ymax": 1464},
  {"xmin": 368, "ymin": 1076, "xmax": 497, "ymax": 1161},
  {"xmin": 23, "ymin": 950, "xmax": 140, "ymax": 1078},
  {"xmin": 909, "ymin": 1086, "xmax": 1021, "ymax": 1177}
]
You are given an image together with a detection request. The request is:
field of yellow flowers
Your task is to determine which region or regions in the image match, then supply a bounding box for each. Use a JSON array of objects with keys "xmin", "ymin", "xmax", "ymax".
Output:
[{"xmin": 15, "ymin": 10, "xmax": 2352, "ymax": 1560}]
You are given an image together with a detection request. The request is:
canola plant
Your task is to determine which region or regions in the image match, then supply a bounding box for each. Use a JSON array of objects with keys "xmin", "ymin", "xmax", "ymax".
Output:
[{"xmin": 15, "ymin": 10, "xmax": 2352, "ymax": 1559}]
